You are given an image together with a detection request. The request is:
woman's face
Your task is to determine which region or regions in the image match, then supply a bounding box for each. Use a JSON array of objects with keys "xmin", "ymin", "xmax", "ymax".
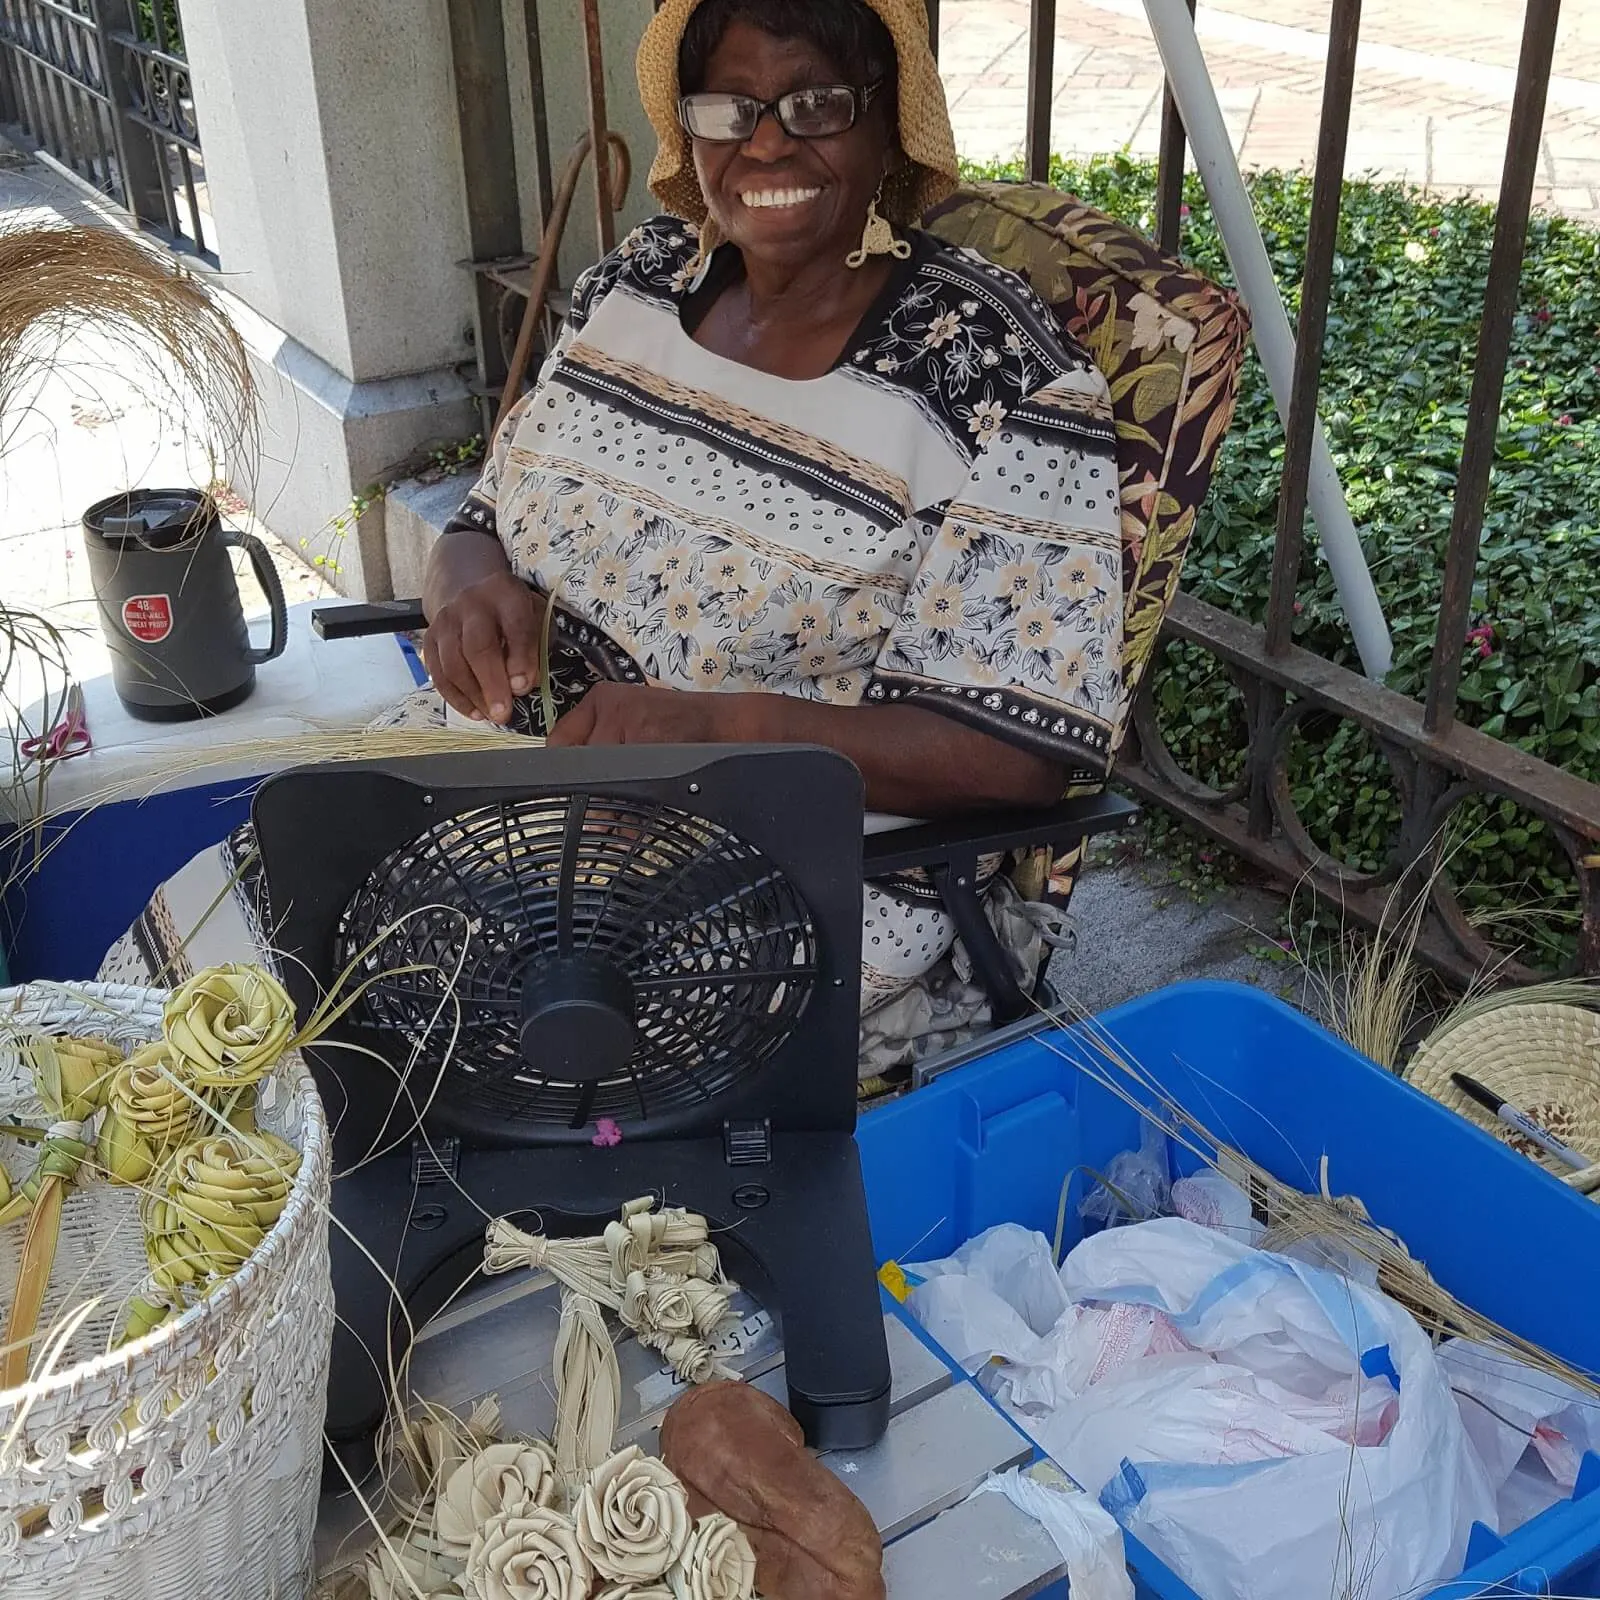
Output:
[{"xmin": 690, "ymin": 18, "xmax": 896, "ymax": 275}]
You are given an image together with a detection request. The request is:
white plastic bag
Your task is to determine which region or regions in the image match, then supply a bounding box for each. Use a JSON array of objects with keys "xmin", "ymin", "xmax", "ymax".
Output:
[
  {"xmin": 910, "ymin": 1217, "xmax": 1497, "ymax": 1600},
  {"xmin": 1170, "ymin": 1170, "xmax": 1264, "ymax": 1244},
  {"xmin": 908, "ymin": 1225, "xmax": 1193, "ymax": 1412},
  {"xmin": 970, "ymin": 1467, "xmax": 1134, "ymax": 1600},
  {"xmin": 1440, "ymin": 1337, "xmax": 1600, "ymax": 1528}
]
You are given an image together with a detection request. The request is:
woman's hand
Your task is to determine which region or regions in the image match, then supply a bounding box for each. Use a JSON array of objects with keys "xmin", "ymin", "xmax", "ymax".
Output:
[
  {"xmin": 546, "ymin": 682, "xmax": 760, "ymax": 747},
  {"xmin": 421, "ymin": 532, "xmax": 545, "ymax": 725}
]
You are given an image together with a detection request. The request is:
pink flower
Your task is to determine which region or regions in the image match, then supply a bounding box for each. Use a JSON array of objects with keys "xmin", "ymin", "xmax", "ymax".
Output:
[
  {"xmin": 591, "ymin": 1119, "xmax": 623, "ymax": 1148},
  {"xmin": 1557, "ymin": 414, "xmax": 1574, "ymax": 426},
  {"xmin": 1533, "ymin": 305, "xmax": 1552, "ymax": 324},
  {"xmin": 1465, "ymin": 623, "xmax": 1495, "ymax": 661},
  {"xmin": 1179, "ymin": 203, "xmax": 1191, "ymax": 219},
  {"xmin": 1292, "ymin": 601, "xmax": 1304, "ymax": 615}
]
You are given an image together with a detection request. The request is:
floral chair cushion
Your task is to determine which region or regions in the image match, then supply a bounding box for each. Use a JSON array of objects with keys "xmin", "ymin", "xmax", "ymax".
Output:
[{"xmin": 922, "ymin": 181, "xmax": 1252, "ymax": 900}]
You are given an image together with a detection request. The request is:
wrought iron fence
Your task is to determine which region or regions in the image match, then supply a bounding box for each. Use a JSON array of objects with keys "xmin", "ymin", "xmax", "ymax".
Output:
[
  {"xmin": 991, "ymin": 0, "xmax": 1598, "ymax": 983},
  {"xmin": 0, "ymin": 0, "xmax": 214, "ymax": 263}
]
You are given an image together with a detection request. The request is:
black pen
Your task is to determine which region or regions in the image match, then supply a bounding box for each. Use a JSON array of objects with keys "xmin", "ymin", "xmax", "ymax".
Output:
[{"xmin": 1451, "ymin": 1072, "xmax": 1592, "ymax": 1171}]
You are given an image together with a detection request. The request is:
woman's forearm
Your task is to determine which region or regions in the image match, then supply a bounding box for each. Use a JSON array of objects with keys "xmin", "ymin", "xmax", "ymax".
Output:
[{"xmin": 737, "ymin": 695, "xmax": 1064, "ymax": 816}]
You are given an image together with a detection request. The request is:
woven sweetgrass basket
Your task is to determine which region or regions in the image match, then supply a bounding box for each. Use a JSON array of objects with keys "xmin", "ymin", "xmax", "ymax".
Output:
[
  {"xmin": 0, "ymin": 981, "xmax": 334, "ymax": 1599},
  {"xmin": 1406, "ymin": 1001, "xmax": 1600, "ymax": 1196}
]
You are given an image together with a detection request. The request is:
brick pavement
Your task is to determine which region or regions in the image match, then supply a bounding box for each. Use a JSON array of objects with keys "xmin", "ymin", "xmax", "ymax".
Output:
[{"xmin": 939, "ymin": 0, "xmax": 1600, "ymax": 227}]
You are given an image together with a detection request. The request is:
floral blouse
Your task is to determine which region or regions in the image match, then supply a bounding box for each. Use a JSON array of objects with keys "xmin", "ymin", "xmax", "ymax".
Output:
[{"xmin": 447, "ymin": 215, "xmax": 1124, "ymax": 778}]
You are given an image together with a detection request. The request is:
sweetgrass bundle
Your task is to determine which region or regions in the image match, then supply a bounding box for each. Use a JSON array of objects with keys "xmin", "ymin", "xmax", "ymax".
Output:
[{"xmin": 0, "ymin": 217, "xmax": 254, "ymax": 464}]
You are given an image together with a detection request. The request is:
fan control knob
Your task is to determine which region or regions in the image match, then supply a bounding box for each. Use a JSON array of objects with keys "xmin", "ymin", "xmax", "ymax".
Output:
[{"xmin": 518, "ymin": 953, "xmax": 637, "ymax": 1082}]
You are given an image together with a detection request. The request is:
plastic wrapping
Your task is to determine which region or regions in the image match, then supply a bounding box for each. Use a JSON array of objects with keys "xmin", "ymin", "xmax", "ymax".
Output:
[{"xmin": 909, "ymin": 1217, "xmax": 1495, "ymax": 1600}]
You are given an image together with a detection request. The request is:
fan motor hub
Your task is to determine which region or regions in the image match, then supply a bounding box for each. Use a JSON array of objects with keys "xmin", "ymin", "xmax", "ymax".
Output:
[{"xmin": 518, "ymin": 953, "xmax": 637, "ymax": 1083}]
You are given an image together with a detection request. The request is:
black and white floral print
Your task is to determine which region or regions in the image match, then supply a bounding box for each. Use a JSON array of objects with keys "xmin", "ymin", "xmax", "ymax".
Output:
[
  {"xmin": 446, "ymin": 214, "xmax": 1122, "ymax": 767},
  {"xmin": 438, "ymin": 213, "xmax": 1125, "ymax": 1000}
]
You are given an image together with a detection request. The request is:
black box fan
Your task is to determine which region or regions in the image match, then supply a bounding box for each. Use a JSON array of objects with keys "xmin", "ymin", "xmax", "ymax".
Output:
[{"xmin": 252, "ymin": 744, "xmax": 891, "ymax": 1481}]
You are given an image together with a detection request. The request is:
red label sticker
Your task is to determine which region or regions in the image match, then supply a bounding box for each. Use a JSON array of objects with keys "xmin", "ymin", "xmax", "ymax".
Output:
[{"xmin": 121, "ymin": 594, "xmax": 173, "ymax": 643}]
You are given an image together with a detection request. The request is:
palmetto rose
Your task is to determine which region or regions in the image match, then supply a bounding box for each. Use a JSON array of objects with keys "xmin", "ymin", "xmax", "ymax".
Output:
[
  {"xmin": 100, "ymin": 1041, "xmax": 208, "ymax": 1183},
  {"xmin": 143, "ymin": 1191, "xmax": 208, "ymax": 1292},
  {"xmin": 575, "ymin": 1446, "xmax": 691, "ymax": 1583},
  {"xmin": 0, "ymin": 1036, "xmax": 118, "ymax": 1218},
  {"xmin": 620, "ymin": 1270, "xmax": 731, "ymax": 1343},
  {"xmin": 29, "ymin": 1034, "xmax": 120, "ymax": 1124},
  {"xmin": 97, "ymin": 1104, "xmax": 158, "ymax": 1187},
  {"xmin": 465, "ymin": 1507, "xmax": 592, "ymax": 1600},
  {"xmin": 648, "ymin": 1333, "xmax": 722, "ymax": 1387},
  {"xmin": 397, "ymin": 1397, "xmax": 505, "ymax": 1519},
  {"xmin": 604, "ymin": 1200, "xmax": 714, "ymax": 1281},
  {"xmin": 0, "ymin": 1034, "xmax": 122, "ymax": 1384},
  {"xmin": 437, "ymin": 1441, "xmax": 560, "ymax": 1555},
  {"xmin": 667, "ymin": 1514, "xmax": 756, "ymax": 1600},
  {"xmin": 157, "ymin": 1131, "xmax": 301, "ymax": 1273},
  {"xmin": 163, "ymin": 963, "xmax": 295, "ymax": 1088}
]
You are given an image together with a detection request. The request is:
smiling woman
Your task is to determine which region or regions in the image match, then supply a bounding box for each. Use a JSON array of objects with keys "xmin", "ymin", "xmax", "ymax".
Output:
[{"xmin": 103, "ymin": 0, "xmax": 1127, "ymax": 1074}]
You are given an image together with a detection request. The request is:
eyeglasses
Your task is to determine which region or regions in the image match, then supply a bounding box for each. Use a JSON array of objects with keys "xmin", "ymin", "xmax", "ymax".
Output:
[{"xmin": 677, "ymin": 80, "xmax": 884, "ymax": 143}]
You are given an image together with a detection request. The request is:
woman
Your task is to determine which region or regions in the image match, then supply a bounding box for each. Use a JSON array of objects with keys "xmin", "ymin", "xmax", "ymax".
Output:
[{"xmin": 104, "ymin": 0, "xmax": 1123, "ymax": 1071}]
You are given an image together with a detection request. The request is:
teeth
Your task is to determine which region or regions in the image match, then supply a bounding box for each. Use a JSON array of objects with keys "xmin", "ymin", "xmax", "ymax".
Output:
[{"xmin": 740, "ymin": 187, "xmax": 822, "ymax": 210}]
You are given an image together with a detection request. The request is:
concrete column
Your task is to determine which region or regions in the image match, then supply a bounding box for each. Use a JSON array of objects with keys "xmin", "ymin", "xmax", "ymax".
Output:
[
  {"xmin": 386, "ymin": 0, "xmax": 665, "ymax": 593},
  {"xmin": 181, "ymin": 0, "xmax": 480, "ymax": 597},
  {"xmin": 181, "ymin": 0, "xmax": 668, "ymax": 596}
]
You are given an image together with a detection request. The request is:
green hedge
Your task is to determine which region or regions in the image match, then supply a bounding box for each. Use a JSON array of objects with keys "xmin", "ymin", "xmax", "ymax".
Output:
[{"xmin": 964, "ymin": 155, "xmax": 1599, "ymax": 968}]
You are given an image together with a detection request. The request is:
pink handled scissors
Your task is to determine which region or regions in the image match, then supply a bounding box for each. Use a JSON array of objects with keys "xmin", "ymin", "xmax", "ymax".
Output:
[{"xmin": 21, "ymin": 684, "xmax": 92, "ymax": 763}]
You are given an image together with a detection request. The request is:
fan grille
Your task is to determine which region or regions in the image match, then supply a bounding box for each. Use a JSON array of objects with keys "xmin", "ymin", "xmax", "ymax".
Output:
[{"xmin": 334, "ymin": 793, "xmax": 818, "ymax": 1130}]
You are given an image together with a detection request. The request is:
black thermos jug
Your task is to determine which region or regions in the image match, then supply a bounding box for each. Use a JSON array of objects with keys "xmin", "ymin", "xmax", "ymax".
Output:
[{"xmin": 83, "ymin": 488, "xmax": 288, "ymax": 721}]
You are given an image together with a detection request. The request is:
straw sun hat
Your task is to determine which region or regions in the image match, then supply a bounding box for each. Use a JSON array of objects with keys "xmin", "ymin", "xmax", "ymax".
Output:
[
  {"xmin": 637, "ymin": 0, "xmax": 960, "ymax": 233},
  {"xmin": 1406, "ymin": 1001, "xmax": 1600, "ymax": 1195}
]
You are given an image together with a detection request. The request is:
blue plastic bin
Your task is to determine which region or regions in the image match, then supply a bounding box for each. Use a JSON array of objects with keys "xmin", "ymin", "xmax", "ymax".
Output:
[
  {"xmin": 856, "ymin": 981, "xmax": 1600, "ymax": 1599},
  {"xmin": 0, "ymin": 778, "xmax": 257, "ymax": 982}
]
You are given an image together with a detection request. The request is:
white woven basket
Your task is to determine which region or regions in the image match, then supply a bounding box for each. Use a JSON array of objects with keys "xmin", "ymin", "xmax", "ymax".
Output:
[{"xmin": 0, "ymin": 981, "xmax": 333, "ymax": 1599}]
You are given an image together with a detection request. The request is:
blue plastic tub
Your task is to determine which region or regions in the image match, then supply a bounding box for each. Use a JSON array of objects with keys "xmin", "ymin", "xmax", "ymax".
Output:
[
  {"xmin": 0, "ymin": 777, "xmax": 256, "ymax": 982},
  {"xmin": 856, "ymin": 980, "xmax": 1600, "ymax": 1599}
]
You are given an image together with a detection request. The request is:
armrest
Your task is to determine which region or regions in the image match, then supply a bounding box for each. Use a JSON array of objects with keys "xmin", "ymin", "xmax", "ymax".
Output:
[
  {"xmin": 312, "ymin": 599, "xmax": 428, "ymax": 640},
  {"xmin": 863, "ymin": 790, "xmax": 1138, "ymax": 1025},
  {"xmin": 861, "ymin": 791, "xmax": 1139, "ymax": 876}
]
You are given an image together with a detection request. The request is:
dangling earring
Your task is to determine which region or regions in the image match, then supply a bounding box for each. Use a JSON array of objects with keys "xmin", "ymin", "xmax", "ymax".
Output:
[
  {"xmin": 847, "ymin": 184, "xmax": 912, "ymax": 270},
  {"xmin": 686, "ymin": 213, "xmax": 725, "ymax": 279}
]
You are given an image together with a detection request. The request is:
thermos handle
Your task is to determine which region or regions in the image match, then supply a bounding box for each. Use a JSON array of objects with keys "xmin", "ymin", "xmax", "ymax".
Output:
[{"xmin": 223, "ymin": 525, "xmax": 290, "ymax": 664}]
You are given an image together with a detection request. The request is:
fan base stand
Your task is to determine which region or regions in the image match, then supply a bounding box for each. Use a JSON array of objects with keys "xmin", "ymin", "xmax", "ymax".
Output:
[{"xmin": 321, "ymin": 1134, "xmax": 891, "ymax": 1489}]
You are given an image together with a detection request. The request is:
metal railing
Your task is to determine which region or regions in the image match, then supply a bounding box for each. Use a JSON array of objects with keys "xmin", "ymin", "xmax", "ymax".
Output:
[
  {"xmin": 0, "ymin": 0, "xmax": 214, "ymax": 263},
  {"xmin": 984, "ymin": 0, "xmax": 1597, "ymax": 982}
]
